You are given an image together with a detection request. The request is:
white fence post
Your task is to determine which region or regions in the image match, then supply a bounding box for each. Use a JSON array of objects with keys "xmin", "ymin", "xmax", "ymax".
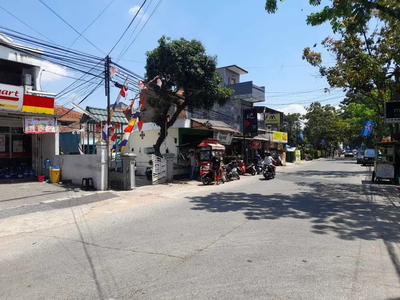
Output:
[
  {"xmin": 163, "ymin": 153, "xmax": 175, "ymax": 182},
  {"xmin": 96, "ymin": 141, "xmax": 108, "ymax": 191}
]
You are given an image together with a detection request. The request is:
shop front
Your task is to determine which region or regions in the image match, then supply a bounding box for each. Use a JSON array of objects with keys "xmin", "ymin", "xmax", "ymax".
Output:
[
  {"xmin": 0, "ymin": 83, "xmax": 56, "ymax": 180},
  {"xmin": 269, "ymin": 131, "xmax": 288, "ymax": 165}
]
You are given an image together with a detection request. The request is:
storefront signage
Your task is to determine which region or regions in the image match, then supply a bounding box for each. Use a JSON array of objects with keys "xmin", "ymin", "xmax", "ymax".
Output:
[
  {"xmin": 272, "ymin": 131, "xmax": 288, "ymax": 143},
  {"xmin": 251, "ymin": 140, "xmax": 261, "ymax": 149},
  {"xmin": 213, "ymin": 132, "xmax": 233, "ymax": 145},
  {"xmin": 24, "ymin": 117, "xmax": 56, "ymax": 134},
  {"xmin": 0, "ymin": 83, "xmax": 23, "ymax": 112},
  {"xmin": 244, "ymin": 109, "xmax": 258, "ymax": 137},
  {"xmin": 385, "ymin": 102, "xmax": 400, "ymax": 123},
  {"xmin": 22, "ymin": 94, "xmax": 55, "ymax": 115},
  {"xmin": 266, "ymin": 113, "xmax": 281, "ymax": 125}
]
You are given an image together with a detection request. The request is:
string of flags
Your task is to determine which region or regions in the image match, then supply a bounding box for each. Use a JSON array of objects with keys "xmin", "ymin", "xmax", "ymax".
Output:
[{"xmin": 103, "ymin": 75, "xmax": 162, "ymax": 153}]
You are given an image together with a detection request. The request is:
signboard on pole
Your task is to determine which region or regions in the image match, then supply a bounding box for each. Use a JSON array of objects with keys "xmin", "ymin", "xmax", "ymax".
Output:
[
  {"xmin": 272, "ymin": 131, "xmax": 288, "ymax": 143},
  {"xmin": 24, "ymin": 117, "xmax": 56, "ymax": 134},
  {"xmin": 213, "ymin": 132, "xmax": 233, "ymax": 145},
  {"xmin": 385, "ymin": 102, "xmax": 400, "ymax": 123},
  {"xmin": 265, "ymin": 113, "xmax": 281, "ymax": 125},
  {"xmin": 244, "ymin": 109, "xmax": 258, "ymax": 137},
  {"xmin": 251, "ymin": 140, "xmax": 262, "ymax": 149}
]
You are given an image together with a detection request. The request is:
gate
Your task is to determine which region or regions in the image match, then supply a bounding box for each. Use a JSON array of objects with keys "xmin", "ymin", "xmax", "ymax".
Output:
[{"xmin": 151, "ymin": 154, "xmax": 167, "ymax": 184}]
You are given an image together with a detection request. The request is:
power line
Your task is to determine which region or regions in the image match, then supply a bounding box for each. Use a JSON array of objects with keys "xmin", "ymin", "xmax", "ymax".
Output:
[
  {"xmin": 107, "ymin": 0, "xmax": 148, "ymax": 55},
  {"xmin": 118, "ymin": 0, "xmax": 163, "ymax": 60},
  {"xmin": 116, "ymin": 0, "xmax": 153, "ymax": 62},
  {"xmin": 0, "ymin": 5, "xmax": 55, "ymax": 43},
  {"xmin": 38, "ymin": 0, "xmax": 105, "ymax": 55},
  {"xmin": 69, "ymin": 0, "xmax": 115, "ymax": 48}
]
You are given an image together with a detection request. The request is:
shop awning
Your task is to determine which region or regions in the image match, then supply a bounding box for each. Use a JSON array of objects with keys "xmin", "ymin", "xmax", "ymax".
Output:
[
  {"xmin": 253, "ymin": 134, "xmax": 270, "ymax": 141},
  {"xmin": 197, "ymin": 139, "xmax": 226, "ymax": 150},
  {"xmin": 191, "ymin": 118, "xmax": 241, "ymax": 135}
]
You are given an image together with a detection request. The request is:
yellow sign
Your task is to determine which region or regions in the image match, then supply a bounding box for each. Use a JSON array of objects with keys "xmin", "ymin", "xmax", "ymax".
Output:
[
  {"xmin": 272, "ymin": 131, "xmax": 288, "ymax": 143},
  {"xmin": 266, "ymin": 113, "xmax": 281, "ymax": 125}
]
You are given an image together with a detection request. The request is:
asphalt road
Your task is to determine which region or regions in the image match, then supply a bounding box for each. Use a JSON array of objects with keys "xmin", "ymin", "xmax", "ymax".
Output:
[{"xmin": 1, "ymin": 158, "xmax": 400, "ymax": 300}]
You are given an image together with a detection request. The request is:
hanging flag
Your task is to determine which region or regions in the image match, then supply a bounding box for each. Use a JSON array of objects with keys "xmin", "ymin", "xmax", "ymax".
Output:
[
  {"xmin": 140, "ymin": 96, "xmax": 145, "ymax": 107},
  {"xmin": 110, "ymin": 79, "xmax": 128, "ymax": 120},
  {"xmin": 110, "ymin": 66, "xmax": 116, "ymax": 77},
  {"xmin": 299, "ymin": 131, "xmax": 304, "ymax": 141},
  {"xmin": 361, "ymin": 120, "xmax": 374, "ymax": 137},
  {"xmin": 138, "ymin": 120, "xmax": 144, "ymax": 131},
  {"xmin": 156, "ymin": 77, "xmax": 162, "ymax": 87},
  {"xmin": 101, "ymin": 123, "xmax": 108, "ymax": 142}
]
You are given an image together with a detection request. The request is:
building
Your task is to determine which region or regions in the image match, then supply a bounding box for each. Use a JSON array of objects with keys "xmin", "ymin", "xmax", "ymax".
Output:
[
  {"xmin": 0, "ymin": 33, "xmax": 58, "ymax": 180},
  {"xmin": 190, "ymin": 65, "xmax": 265, "ymax": 161}
]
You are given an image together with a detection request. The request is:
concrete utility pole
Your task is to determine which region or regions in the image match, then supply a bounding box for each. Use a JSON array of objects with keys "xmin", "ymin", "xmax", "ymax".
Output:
[{"xmin": 104, "ymin": 56, "xmax": 111, "ymax": 189}]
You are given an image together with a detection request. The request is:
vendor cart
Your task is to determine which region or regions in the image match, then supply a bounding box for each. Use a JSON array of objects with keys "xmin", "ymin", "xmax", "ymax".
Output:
[
  {"xmin": 197, "ymin": 139, "xmax": 225, "ymax": 177},
  {"xmin": 372, "ymin": 141, "xmax": 400, "ymax": 184}
]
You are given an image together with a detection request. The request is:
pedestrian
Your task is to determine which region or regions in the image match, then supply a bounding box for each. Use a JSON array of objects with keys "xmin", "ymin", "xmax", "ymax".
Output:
[
  {"xmin": 211, "ymin": 151, "xmax": 221, "ymax": 185},
  {"xmin": 187, "ymin": 150, "xmax": 198, "ymax": 180}
]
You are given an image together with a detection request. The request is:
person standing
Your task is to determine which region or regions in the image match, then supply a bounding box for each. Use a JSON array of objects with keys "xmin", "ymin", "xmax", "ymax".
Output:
[
  {"xmin": 187, "ymin": 150, "xmax": 198, "ymax": 180},
  {"xmin": 211, "ymin": 151, "xmax": 221, "ymax": 185}
]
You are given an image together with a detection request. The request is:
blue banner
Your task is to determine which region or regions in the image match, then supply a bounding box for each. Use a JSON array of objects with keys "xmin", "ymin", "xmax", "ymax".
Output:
[
  {"xmin": 361, "ymin": 121, "xmax": 374, "ymax": 137},
  {"xmin": 321, "ymin": 139, "xmax": 325, "ymax": 145},
  {"xmin": 299, "ymin": 131, "xmax": 304, "ymax": 140}
]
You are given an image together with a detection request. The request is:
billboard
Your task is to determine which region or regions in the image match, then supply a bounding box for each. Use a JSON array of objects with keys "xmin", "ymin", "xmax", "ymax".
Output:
[
  {"xmin": 265, "ymin": 113, "xmax": 281, "ymax": 125},
  {"xmin": 244, "ymin": 109, "xmax": 258, "ymax": 137},
  {"xmin": 24, "ymin": 117, "xmax": 56, "ymax": 134},
  {"xmin": 272, "ymin": 131, "xmax": 288, "ymax": 143}
]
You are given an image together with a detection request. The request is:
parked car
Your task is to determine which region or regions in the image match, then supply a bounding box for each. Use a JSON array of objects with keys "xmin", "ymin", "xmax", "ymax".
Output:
[
  {"xmin": 356, "ymin": 150, "xmax": 364, "ymax": 164},
  {"xmin": 362, "ymin": 149, "xmax": 375, "ymax": 165},
  {"xmin": 344, "ymin": 149, "xmax": 354, "ymax": 157},
  {"xmin": 352, "ymin": 149, "xmax": 358, "ymax": 155}
]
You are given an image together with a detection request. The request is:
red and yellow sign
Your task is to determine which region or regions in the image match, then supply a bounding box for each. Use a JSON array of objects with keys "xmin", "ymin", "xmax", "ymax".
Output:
[
  {"xmin": 22, "ymin": 94, "xmax": 54, "ymax": 115},
  {"xmin": 0, "ymin": 83, "xmax": 23, "ymax": 111},
  {"xmin": 272, "ymin": 131, "xmax": 288, "ymax": 143}
]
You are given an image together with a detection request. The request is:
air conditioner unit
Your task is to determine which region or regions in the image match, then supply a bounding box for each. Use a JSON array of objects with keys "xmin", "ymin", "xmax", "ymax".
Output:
[{"xmin": 24, "ymin": 74, "xmax": 32, "ymax": 86}]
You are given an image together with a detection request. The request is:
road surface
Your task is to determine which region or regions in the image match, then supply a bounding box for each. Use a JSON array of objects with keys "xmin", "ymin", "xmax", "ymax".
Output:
[{"xmin": 1, "ymin": 158, "xmax": 400, "ymax": 300}]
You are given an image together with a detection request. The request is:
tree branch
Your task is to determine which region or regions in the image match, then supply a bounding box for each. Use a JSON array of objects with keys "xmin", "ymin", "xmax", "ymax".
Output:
[{"xmin": 363, "ymin": 0, "xmax": 400, "ymax": 21}]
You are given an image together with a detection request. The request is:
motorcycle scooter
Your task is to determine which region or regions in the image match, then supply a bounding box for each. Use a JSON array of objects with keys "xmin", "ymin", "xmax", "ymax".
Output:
[{"xmin": 263, "ymin": 164, "xmax": 276, "ymax": 180}]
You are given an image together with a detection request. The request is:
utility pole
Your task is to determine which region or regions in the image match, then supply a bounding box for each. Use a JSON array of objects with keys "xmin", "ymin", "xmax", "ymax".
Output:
[{"xmin": 104, "ymin": 56, "xmax": 111, "ymax": 189}]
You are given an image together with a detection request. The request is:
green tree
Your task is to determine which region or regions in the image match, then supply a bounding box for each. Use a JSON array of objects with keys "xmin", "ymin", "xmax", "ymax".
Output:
[
  {"xmin": 303, "ymin": 102, "xmax": 343, "ymax": 149},
  {"xmin": 265, "ymin": 0, "xmax": 400, "ymax": 28},
  {"xmin": 281, "ymin": 113, "xmax": 303, "ymax": 147},
  {"xmin": 145, "ymin": 36, "xmax": 233, "ymax": 156}
]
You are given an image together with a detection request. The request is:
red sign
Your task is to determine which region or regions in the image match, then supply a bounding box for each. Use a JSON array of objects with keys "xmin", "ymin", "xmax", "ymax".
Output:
[{"xmin": 251, "ymin": 140, "xmax": 262, "ymax": 149}]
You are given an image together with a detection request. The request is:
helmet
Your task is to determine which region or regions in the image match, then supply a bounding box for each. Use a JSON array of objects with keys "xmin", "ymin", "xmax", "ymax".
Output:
[{"xmin": 256, "ymin": 154, "xmax": 261, "ymax": 158}]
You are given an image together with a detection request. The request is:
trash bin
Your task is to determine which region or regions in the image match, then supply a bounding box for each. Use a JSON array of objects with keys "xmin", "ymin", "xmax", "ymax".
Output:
[{"xmin": 50, "ymin": 166, "xmax": 60, "ymax": 183}]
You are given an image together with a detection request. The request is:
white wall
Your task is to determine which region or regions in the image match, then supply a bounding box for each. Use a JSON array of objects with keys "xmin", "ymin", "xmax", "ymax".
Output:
[
  {"xmin": 53, "ymin": 154, "xmax": 101, "ymax": 188},
  {"xmin": 126, "ymin": 128, "xmax": 179, "ymax": 175}
]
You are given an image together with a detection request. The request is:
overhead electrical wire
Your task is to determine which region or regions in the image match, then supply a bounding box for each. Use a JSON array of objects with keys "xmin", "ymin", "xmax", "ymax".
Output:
[
  {"xmin": 118, "ymin": 0, "xmax": 163, "ymax": 60},
  {"xmin": 38, "ymin": 0, "xmax": 105, "ymax": 55},
  {"xmin": 107, "ymin": 0, "xmax": 148, "ymax": 55},
  {"xmin": 0, "ymin": 4, "xmax": 55, "ymax": 43},
  {"xmin": 69, "ymin": 0, "xmax": 115, "ymax": 48}
]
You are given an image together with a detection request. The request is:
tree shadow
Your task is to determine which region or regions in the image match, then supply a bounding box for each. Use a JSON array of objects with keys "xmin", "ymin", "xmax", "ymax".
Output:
[{"xmin": 188, "ymin": 182, "xmax": 400, "ymax": 243}]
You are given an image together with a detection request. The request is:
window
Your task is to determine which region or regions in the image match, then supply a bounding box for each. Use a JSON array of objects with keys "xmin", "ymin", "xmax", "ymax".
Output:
[{"xmin": 230, "ymin": 78, "xmax": 236, "ymax": 84}]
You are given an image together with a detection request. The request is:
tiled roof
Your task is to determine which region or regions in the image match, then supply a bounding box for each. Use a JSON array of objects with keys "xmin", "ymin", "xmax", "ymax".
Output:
[
  {"xmin": 81, "ymin": 106, "xmax": 129, "ymax": 124},
  {"xmin": 54, "ymin": 105, "xmax": 83, "ymax": 122},
  {"xmin": 191, "ymin": 118, "xmax": 241, "ymax": 134}
]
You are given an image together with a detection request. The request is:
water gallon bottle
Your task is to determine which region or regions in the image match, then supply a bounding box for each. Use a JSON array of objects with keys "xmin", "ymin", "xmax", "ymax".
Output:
[{"xmin": 44, "ymin": 158, "xmax": 52, "ymax": 179}]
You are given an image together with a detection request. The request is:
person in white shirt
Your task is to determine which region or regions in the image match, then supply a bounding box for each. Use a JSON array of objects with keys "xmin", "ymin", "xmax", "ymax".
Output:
[{"xmin": 264, "ymin": 152, "xmax": 276, "ymax": 173}]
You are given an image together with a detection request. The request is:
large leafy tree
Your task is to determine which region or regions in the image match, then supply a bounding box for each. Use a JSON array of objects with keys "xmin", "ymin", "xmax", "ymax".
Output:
[
  {"xmin": 303, "ymin": 102, "xmax": 343, "ymax": 149},
  {"xmin": 145, "ymin": 36, "xmax": 233, "ymax": 156},
  {"xmin": 281, "ymin": 113, "xmax": 304, "ymax": 147},
  {"xmin": 265, "ymin": 0, "xmax": 400, "ymax": 138}
]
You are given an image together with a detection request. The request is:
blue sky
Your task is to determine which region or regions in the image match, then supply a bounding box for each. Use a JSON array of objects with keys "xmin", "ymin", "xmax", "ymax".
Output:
[{"xmin": 0, "ymin": 0, "xmax": 345, "ymax": 114}]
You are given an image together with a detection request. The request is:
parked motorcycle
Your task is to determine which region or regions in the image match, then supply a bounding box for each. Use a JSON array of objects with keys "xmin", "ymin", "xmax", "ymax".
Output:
[
  {"xmin": 225, "ymin": 161, "xmax": 240, "ymax": 181},
  {"xmin": 237, "ymin": 160, "xmax": 246, "ymax": 175},
  {"xmin": 201, "ymin": 168, "xmax": 226, "ymax": 185},
  {"xmin": 263, "ymin": 165, "xmax": 276, "ymax": 180},
  {"xmin": 245, "ymin": 163, "xmax": 256, "ymax": 176}
]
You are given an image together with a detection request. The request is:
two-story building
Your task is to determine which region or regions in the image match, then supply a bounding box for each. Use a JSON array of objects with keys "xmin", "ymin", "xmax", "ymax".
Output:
[
  {"xmin": 190, "ymin": 65, "xmax": 265, "ymax": 161},
  {"xmin": 0, "ymin": 33, "xmax": 58, "ymax": 180}
]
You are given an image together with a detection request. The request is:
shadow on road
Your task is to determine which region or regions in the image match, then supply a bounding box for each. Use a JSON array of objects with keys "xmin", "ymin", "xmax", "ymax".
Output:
[
  {"xmin": 289, "ymin": 170, "xmax": 368, "ymax": 178},
  {"xmin": 188, "ymin": 182, "xmax": 400, "ymax": 242}
]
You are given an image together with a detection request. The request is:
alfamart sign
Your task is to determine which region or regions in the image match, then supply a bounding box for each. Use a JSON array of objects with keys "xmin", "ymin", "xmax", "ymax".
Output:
[{"xmin": 0, "ymin": 83, "xmax": 23, "ymax": 111}]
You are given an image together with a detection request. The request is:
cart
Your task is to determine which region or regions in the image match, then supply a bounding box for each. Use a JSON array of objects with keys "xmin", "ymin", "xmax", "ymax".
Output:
[
  {"xmin": 197, "ymin": 139, "xmax": 225, "ymax": 177},
  {"xmin": 372, "ymin": 141, "xmax": 400, "ymax": 184}
]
